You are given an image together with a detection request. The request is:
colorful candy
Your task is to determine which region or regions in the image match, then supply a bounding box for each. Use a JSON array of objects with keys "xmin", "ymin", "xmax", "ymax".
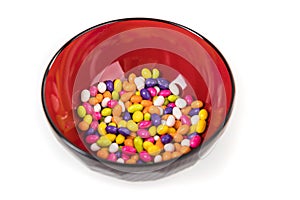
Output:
[{"xmin": 76, "ymin": 68, "xmax": 209, "ymax": 164}]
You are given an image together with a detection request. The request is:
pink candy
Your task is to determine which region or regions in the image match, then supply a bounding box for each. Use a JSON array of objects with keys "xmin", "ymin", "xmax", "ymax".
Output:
[
  {"xmin": 122, "ymin": 146, "xmax": 136, "ymax": 155},
  {"xmin": 82, "ymin": 102, "xmax": 93, "ymax": 114},
  {"xmin": 90, "ymin": 121, "xmax": 99, "ymax": 129},
  {"xmin": 89, "ymin": 86, "xmax": 98, "ymax": 97},
  {"xmin": 107, "ymin": 100, "xmax": 118, "ymax": 108},
  {"xmin": 180, "ymin": 115, "xmax": 191, "ymax": 126},
  {"xmin": 137, "ymin": 129, "xmax": 150, "ymax": 138},
  {"xmin": 92, "ymin": 112, "xmax": 101, "ymax": 120},
  {"xmin": 190, "ymin": 135, "xmax": 202, "ymax": 148},
  {"xmin": 85, "ymin": 135, "xmax": 99, "ymax": 144},
  {"xmin": 139, "ymin": 151, "xmax": 152, "ymax": 162},
  {"xmin": 184, "ymin": 95, "xmax": 193, "ymax": 105},
  {"xmin": 159, "ymin": 90, "xmax": 171, "ymax": 97},
  {"xmin": 139, "ymin": 121, "xmax": 152, "ymax": 129},
  {"xmin": 122, "ymin": 153, "xmax": 130, "ymax": 161},
  {"xmin": 145, "ymin": 137, "xmax": 155, "ymax": 143},
  {"xmin": 167, "ymin": 102, "xmax": 176, "ymax": 108},
  {"xmin": 119, "ymin": 90, "xmax": 126, "ymax": 96},
  {"xmin": 147, "ymin": 87, "xmax": 157, "ymax": 97},
  {"xmin": 107, "ymin": 153, "xmax": 117, "ymax": 162}
]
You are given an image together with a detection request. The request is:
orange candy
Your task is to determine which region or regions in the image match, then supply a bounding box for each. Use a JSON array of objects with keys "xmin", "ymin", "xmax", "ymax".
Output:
[
  {"xmin": 124, "ymin": 138, "xmax": 134, "ymax": 146},
  {"xmin": 130, "ymin": 95, "xmax": 142, "ymax": 103},
  {"xmin": 78, "ymin": 121, "xmax": 89, "ymax": 131},
  {"xmin": 88, "ymin": 97, "xmax": 98, "ymax": 105},
  {"xmin": 141, "ymin": 100, "xmax": 153, "ymax": 107},
  {"xmin": 103, "ymin": 91, "xmax": 112, "ymax": 98}
]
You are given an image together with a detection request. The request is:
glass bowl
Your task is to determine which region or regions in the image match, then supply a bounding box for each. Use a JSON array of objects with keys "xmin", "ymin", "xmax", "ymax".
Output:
[{"xmin": 41, "ymin": 18, "xmax": 235, "ymax": 181}]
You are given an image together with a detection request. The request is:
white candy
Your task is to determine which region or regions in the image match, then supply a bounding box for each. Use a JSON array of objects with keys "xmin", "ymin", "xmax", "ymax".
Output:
[
  {"xmin": 161, "ymin": 120, "xmax": 166, "ymax": 125},
  {"xmin": 154, "ymin": 155, "xmax": 162, "ymax": 163},
  {"xmin": 172, "ymin": 106, "xmax": 182, "ymax": 120},
  {"xmin": 191, "ymin": 115, "xmax": 200, "ymax": 125},
  {"xmin": 164, "ymin": 143, "xmax": 175, "ymax": 152},
  {"xmin": 154, "ymin": 96, "xmax": 164, "ymax": 106},
  {"xmin": 158, "ymin": 107, "xmax": 164, "ymax": 115},
  {"xmin": 166, "ymin": 115, "xmax": 175, "ymax": 127},
  {"xmin": 169, "ymin": 83, "xmax": 179, "ymax": 95},
  {"xmin": 134, "ymin": 76, "xmax": 145, "ymax": 90},
  {"xmin": 90, "ymin": 143, "xmax": 101, "ymax": 151},
  {"xmin": 154, "ymin": 135, "xmax": 160, "ymax": 141},
  {"xmin": 175, "ymin": 98, "xmax": 187, "ymax": 108},
  {"xmin": 93, "ymin": 104, "xmax": 101, "ymax": 112},
  {"xmin": 101, "ymin": 97, "xmax": 110, "ymax": 107},
  {"xmin": 97, "ymin": 82, "xmax": 107, "ymax": 93},
  {"xmin": 118, "ymin": 100, "xmax": 125, "ymax": 112},
  {"xmin": 170, "ymin": 74, "xmax": 187, "ymax": 90},
  {"xmin": 80, "ymin": 89, "xmax": 90, "ymax": 102},
  {"xmin": 104, "ymin": 116, "xmax": 112, "ymax": 123},
  {"xmin": 108, "ymin": 143, "xmax": 119, "ymax": 153},
  {"xmin": 154, "ymin": 86, "xmax": 160, "ymax": 94},
  {"xmin": 181, "ymin": 139, "xmax": 190, "ymax": 147},
  {"xmin": 117, "ymin": 158, "xmax": 125, "ymax": 163}
]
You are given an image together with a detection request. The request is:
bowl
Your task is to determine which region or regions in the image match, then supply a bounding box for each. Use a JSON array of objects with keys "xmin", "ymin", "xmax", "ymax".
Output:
[{"xmin": 41, "ymin": 18, "xmax": 235, "ymax": 181}]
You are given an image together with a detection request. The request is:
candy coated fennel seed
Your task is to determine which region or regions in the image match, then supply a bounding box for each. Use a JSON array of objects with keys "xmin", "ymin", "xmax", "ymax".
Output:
[{"xmin": 76, "ymin": 68, "xmax": 208, "ymax": 164}]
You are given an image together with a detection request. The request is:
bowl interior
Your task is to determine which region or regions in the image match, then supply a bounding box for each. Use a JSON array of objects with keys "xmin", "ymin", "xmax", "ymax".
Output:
[{"xmin": 42, "ymin": 19, "xmax": 234, "ymax": 161}]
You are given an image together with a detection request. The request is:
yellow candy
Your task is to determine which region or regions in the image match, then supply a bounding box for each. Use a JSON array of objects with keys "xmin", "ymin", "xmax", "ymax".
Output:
[
  {"xmin": 106, "ymin": 134, "xmax": 116, "ymax": 142},
  {"xmin": 199, "ymin": 109, "xmax": 208, "ymax": 120},
  {"xmin": 77, "ymin": 105, "xmax": 86, "ymax": 118},
  {"xmin": 116, "ymin": 134, "xmax": 125, "ymax": 144},
  {"xmin": 157, "ymin": 124, "xmax": 168, "ymax": 135},
  {"xmin": 167, "ymin": 95, "xmax": 178, "ymax": 102},
  {"xmin": 112, "ymin": 91, "xmax": 119, "ymax": 100},
  {"xmin": 97, "ymin": 122, "xmax": 107, "ymax": 135},
  {"xmin": 127, "ymin": 104, "xmax": 143, "ymax": 113},
  {"xmin": 189, "ymin": 124, "xmax": 196, "ymax": 133},
  {"xmin": 147, "ymin": 145, "xmax": 161, "ymax": 156},
  {"xmin": 132, "ymin": 111, "xmax": 143, "ymax": 122},
  {"xmin": 135, "ymin": 91, "xmax": 140, "ymax": 96},
  {"xmin": 143, "ymin": 141, "xmax": 154, "ymax": 151},
  {"xmin": 196, "ymin": 119, "xmax": 207, "ymax": 133},
  {"xmin": 141, "ymin": 68, "xmax": 152, "ymax": 79},
  {"xmin": 149, "ymin": 126, "xmax": 157, "ymax": 136},
  {"xmin": 127, "ymin": 120, "xmax": 138, "ymax": 132},
  {"xmin": 108, "ymin": 122, "xmax": 116, "ymax": 127},
  {"xmin": 101, "ymin": 108, "xmax": 112, "ymax": 116},
  {"xmin": 83, "ymin": 114, "xmax": 92, "ymax": 124},
  {"xmin": 168, "ymin": 127, "xmax": 176, "ymax": 134},
  {"xmin": 144, "ymin": 113, "xmax": 151, "ymax": 121},
  {"xmin": 114, "ymin": 79, "xmax": 122, "ymax": 92},
  {"xmin": 134, "ymin": 136, "xmax": 143, "ymax": 153},
  {"xmin": 152, "ymin": 68, "xmax": 160, "ymax": 79},
  {"xmin": 118, "ymin": 120, "xmax": 127, "ymax": 128}
]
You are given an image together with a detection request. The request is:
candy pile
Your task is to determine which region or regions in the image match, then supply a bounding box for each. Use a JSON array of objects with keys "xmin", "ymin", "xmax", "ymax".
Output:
[{"xmin": 76, "ymin": 68, "xmax": 208, "ymax": 164}]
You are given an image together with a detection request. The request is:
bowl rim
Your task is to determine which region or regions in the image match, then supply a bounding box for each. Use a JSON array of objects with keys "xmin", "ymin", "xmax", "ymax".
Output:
[{"xmin": 41, "ymin": 17, "xmax": 235, "ymax": 166}]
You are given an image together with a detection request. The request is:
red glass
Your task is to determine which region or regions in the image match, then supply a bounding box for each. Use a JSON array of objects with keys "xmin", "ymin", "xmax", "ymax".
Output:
[{"xmin": 42, "ymin": 18, "xmax": 234, "ymax": 168}]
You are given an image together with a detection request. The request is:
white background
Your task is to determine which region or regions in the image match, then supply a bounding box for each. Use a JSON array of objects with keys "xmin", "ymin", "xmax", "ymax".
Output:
[{"xmin": 1, "ymin": 0, "xmax": 299, "ymax": 199}]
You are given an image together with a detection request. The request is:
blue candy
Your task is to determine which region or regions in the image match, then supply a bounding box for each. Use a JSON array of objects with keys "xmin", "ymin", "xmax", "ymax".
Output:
[
  {"xmin": 157, "ymin": 78, "xmax": 169, "ymax": 89},
  {"xmin": 145, "ymin": 78, "xmax": 157, "ymax": 88},
  {"xmin": 118, "ymin": 127, "xmax": 131, "ymax": 136},
  {"xmin": 189, "ymin": 108, "xmax": 200, "ymax": 116},
  {"xmin": 164, "ymin": 106, "xmax": 173, "ymax": 114},
  {"xmin": 85, "ymin": 128, "xmax": 95, "ymax": 136},
  {"xmin": 187, "ymin": 132, "xmax": 198, "ymax": 139},
  {"xmin": 123, "ymin": 111, "xmax": 131, "ymax": 121},
  {"xmin": 105, "ymin": 125, "xmax": 118, "ymax": 134},
  {"xmin": 151, "ymin": 114, "xmax": 161, "ymax": 126}
]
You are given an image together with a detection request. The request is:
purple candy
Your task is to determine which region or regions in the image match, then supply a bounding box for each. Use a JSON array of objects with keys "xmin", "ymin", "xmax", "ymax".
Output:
[
  {"xmin": 161, "ymin": 134, "xmax": 172, "ymax": 144},
  {"xmin": 151, "ymin": 114, "xmax": 161, "ymax": 126},
  {"xmin": 145, "ymin": 78, "xmax": 157, "ymax": 88},
  {"xmin": 157, "ymin": 78, "xmax": 169, "ymax": 89},
  {"xmin": 140, "ymin": 88, "xmax": 151, "ymax": 100},
  {"xmin": 187, "ymin": 132, "xmax": 198, "ymax": 139},
  {"xmin": 115, "ymin": 151, "xmax": 122, "ymax": 158},
  {"xmin": 189, "ymin": 108, "xmax": 200, "ymax": 116},
  {"xmin": 137, "ymin": 160, "xmax": 144, "ymax": 164},
  {"xmin": 123, "ymin": 112, "xmax": 131, "ymax": 121},
  {"xmin": 164, "ymin": 106, "xmax": 173, "ymax": 114},
  {"xmin": 118, "ymin": 127, "xmax": 131, "ymax": 136},
  {"xmin": 85, "ymin": 128, "xmax": 95, "ymax": 136},
  {"xmin": 105, "ymin": 80, "xmax": 114, "ymax": 92},
  {"xmin": 105, "ymin": 126, "xmax": 118, "ymax": 134}
]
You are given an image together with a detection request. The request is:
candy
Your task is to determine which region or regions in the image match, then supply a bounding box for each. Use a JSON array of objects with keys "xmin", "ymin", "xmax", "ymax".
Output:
[
  {"xmin": 159, "ymin": 89, "xmax": 171, "ymax": 97},
  {"xmin": 164, "ymin": 143, "xmax": 175, "ymax": 152},
  {"xmin": 140, "ymin": 88, "xmax": 151, "ymax": 100},
  {"xmin": 117, "ymin": 158, "xmax": 125, "ymax": 163},
  {"xmin": 89, "ymin": 86, "xmax": 98, "ymax": 97},
  {"xmin": 101, "ymin": 97, "xmax": 110, "ymax": 107},
  {"xmin": 80, "ymin": 89, "xmax": 90, "ymax": 102},
  {"xmin": 128, "ymin": 73, "xmax": 137, "ymax": 83},
  {"xmin": 172, "ymin": 106, "xmax": 182, "ymax": 119},
  {"xmin": 190, "ymin": 135, "xmax": 201, "ymax": 148},
  {"xmin": 134, "ymin": 136, "xmax": 143, "ymax": 153},
  {"xmin": 97, "ymin": 122, "xmax": 107, "ymax": 135},
  {"xmin": 108, "ymin": 143, "xmax": 119, "ymax": 153},
  {"xmin": 149, "ymin": 106, "xmax": 160, "ymax": 115},
  {"xmin": 137, "ymin": 129, "xmax": 150, "ymax": 138},
  {"xmin": 85, "ymin": 135, "xmax": 99, "ymax": 144},
  {"xmin": 162, "ymin": 151, "xmax": 172, "ymax": 161},
  {"xmin": 196, "ymin": 119, "xmax": 206, "ymax": 133},
  {"xmin": 107, "ymin": 153, "xmax": 117, "ymax": 162},
  {"xmin": 175, "ymin": 98, "xmax": 187, "ymax": 108},
  {"xmin": 149, "ymin": 126, "xmax": 157, "ymax": 136},
  {"xmin": 123, "ymin": 112, "xmax": 131, "ymax": 121},
  {"xmin": 154, "ymin": 155, "xmax": 162, "ymax": 163},
  {"xmin": 104, "ymin": 116, "xmax": 112, "ymax": 123},
  {"xmin": 191, "ymin": 115, "xmax": 200, "ymax": 125},
  {"xmin": 97, "ymin": 82, "xmax": 107, "ymax": 93},
  {"xmin": 189, "ymin": 108, "xmax": 200, "ymax": 116},
  {"xmin": 114, "ymin": 79, "xmax": 122, "ymax": 92},
  {"xmin": 157, "ymin": 78, "xmax": 169, "ymax": 89},
  {"xmin": 152, "ymin": 68, "xmax": 160, "ymax": 78},
  {"xmin": 132, "ymin": 110, "xmax": 143, "ymax": 122},
  {"xmin": 147, "ymin": 87, "xmax": 157, "ymax": 97},
  {"xmin": 143, "ymin": 141, "xmax": 154, "ymax": 150},
  {"xmin": 164, "ymin": 106, "xmax": 173, "ymax": 114},
  {"xmin": 83, "ymin": 114, "xmax": 92, "ymax": 124},
  {"xmin": 97, "ymin": 136, "xmax": 111, "ymax": 147},
  {"xmin": 134, "ymin": 77, "xmax": 145, "ymax": 90},
  {"xmin": 93, "ymin": 104, "xmax": 101, "ymax": 112},
  {"xmin": 153, "ymin": 96, "xmax": 164, "ymax": 106},
  {"xmin": 85, "ymin": 128, "xmax": 95, "ymax": 136},
  {"xmin": 139, "ymin": 151, "xmax": 152, "ymax": 162},
  {"xmin": 139, "ymin": 120, "xmax": 151, "ymax": 129},
  {"xmin": 166, "ymin": 115, "xmax": 176, "ymax": 127},
  {"xmin": 167, "ymin": 95, "xmax": 178, "ymax": 102},
  {"xmin": 105, "ymin": 126, "xmax": 118, "ymax": 134},
  {"xmin": 177, "ymin": 124, "xmax": 190, "ymax": 135},
  {"xmin": 90, "ymin": 143, "xmax": 101, "ymax": 151},
  {"xmin": 101, "ymin": 108, "xmax": 112, "ymax": 116},
  {"xmin": 120, "ymin": 92, "xmax": 134, "ymax": 102},
  {"xmin": 180, "ymin": 115, "xmax": 191, "ymax": 126},
  {"xmin": 141, "ymin": 68, "xmax": 152, "ymax": 79},
  {"xmin": 107, "ymin": 100, "xmax": 118, "ymax": 108},
  {"xmin": 199, "ymin": 109, "xmax": 208, "ymax": 120},
  {"xmin": 122, "ymin": 146, "xmax": 136, "ymax": 155},
  {"xmin": 144, "ymin": 113, "xmax": 151, "ymax": 121},
  {"xmin": 161, "ymin": 134, "xmax": 172, "ymax": 144},
  {"xmin": 77, "ymin": 105, "xmax": 86, "ymax": 118},
  {"xmin": 147, "ymin": 145, "xmax": 161, "ymax": 156},
  {"xmin": 157, "ymin": 124, "xmax": 168, "ymax": 135},
  {"xmin": 128, "ymin": 104, "xmax": 143, "ymax": 113},
  {"xmin": 127, "ymin": 120, "xmax": 138, "ymax": 132},
  {"xmin": 173, "ymin": 133, "xmax": 183, "ymax": 143},
  {"xmin": 105, "ymin": 80, "xmax": 114, "ymax": 92},
  {"xmin": 181, "ymin": 139, "xmax": 190, "ymax": 147},
  {"xmin": 118, "ymin": 127, "xmax": 131, "ymax": 136},
  {"xmin": 169, "ymin": 82, "xmax": 179, "ymax": 96},
  {"xmin": 112, "ymin": 104, "xmax": 122, "ymax": 117},
  {"xmin": 145, "ymin": 78, "xmax": 157, "ymax": 88},
  {"xmin": 97, "ymin": 148, "xmax": 109, "ymax": 159},
  {"xmin": 191, "ymin": 100, "xmax": 203, "ymax": 108},
  {"xmin": 112, "ymin": 91, "xmax": 119, "ymax": 100},
  {"xmin": 116, "ymin": 134, "xmax": 125, "ymax": 144},
  {"xmin": 123, "ymin": 81, "xmax": 136, "ymax": 92}
]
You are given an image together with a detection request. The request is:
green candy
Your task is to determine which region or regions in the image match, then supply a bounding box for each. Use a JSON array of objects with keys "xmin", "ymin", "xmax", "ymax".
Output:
[
  {"xmin": 167, "ymin": 95, "xmax": 178, "ymax": 102},
  {"xmin": 141, "ymin": 68, "xmax": 152, "ymax": 79},
  {"xmin": 77, "ymin": 105, "xmax": 86, "ymax": 118},
  {"xmin": 83, "ymin": 114, "xmax": 92, "ymax": 124},
  {"xmin": 134, "ymin": 136, "xmax": 143, "ymax": 153},
  {"xmin": 152, "ymin": 68, "xmax": 160, "ymax": 79},
  {"xmin": 127, "ymin": 120, "xmax": 138, "ymax": 132},
  {"xmin": 149, "ymin": 126, "xmax": 157, "ymax": 136},
  {"xmin": 112, "ymin": 91, "xmax": 119, "ymax": 100},
  {"xmin": 97, "ymin": 136, "xmax": 112, "ymax": 147},
  {"xmin": 127, "ymin": 104, "xmax": 143, "ymax": 113},
  {"xmin": 163, "ymin": 98, "xmax": 169, "ymax": 106},
  {"xmin": 101, "ymin": 108, "xmax": 112, "ymax": 116}
]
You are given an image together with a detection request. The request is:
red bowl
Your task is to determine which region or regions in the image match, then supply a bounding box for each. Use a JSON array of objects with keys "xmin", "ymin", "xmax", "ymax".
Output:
[{"xmin": 42, "ymin": 18, "xmax": 235, "ymax": 178}]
